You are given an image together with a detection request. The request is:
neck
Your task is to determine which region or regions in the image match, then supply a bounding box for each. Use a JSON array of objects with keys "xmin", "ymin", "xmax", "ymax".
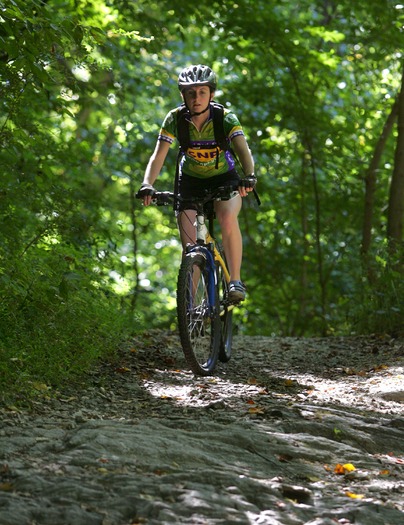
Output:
[{"xmin": 190, "ymin": 103, "xmax": 211, "ymax": 130}]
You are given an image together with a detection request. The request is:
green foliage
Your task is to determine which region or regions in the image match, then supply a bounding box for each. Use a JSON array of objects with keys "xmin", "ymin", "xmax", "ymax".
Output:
[
  {"xmin": 349, "ymin": 246, "xmax": 404, "ymax": 336},
  {"xmin": 0, "ymin": 0, "xmax": 403, "ymax": 399},
  {"xmin": 0, "ymin": 242, "xmax": 135, "ymax": 398}
]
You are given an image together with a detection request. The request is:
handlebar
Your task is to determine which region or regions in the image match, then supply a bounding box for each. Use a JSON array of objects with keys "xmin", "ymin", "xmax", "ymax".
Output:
[{"xmin": 136, "ymin": 185, "xmax": 240, "ymax": 207}]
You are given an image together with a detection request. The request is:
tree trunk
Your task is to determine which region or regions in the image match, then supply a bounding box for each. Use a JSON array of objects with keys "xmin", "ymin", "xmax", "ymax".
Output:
[
  {"xmin": 129, "ymin": 175, "xmax": 140, "ymax": 312},
  {"xmin": 387, "ymin": 62, "xmax": 404, "ymax": 254},
  {"xmin": 361, "ymin": 100, "xmax": 398, "ymax": 259}
]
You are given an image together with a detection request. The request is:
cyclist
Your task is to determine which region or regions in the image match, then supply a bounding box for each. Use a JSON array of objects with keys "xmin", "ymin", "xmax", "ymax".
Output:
[{"xmin": 138, "ymin": 64, "xmax": 256, "ymax": 302}]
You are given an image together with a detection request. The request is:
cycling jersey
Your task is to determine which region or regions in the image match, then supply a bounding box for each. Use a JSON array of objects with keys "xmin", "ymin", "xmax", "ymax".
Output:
[{"xmin": 158, "ymin": 104, "xmax": 244, "ymax": 179}]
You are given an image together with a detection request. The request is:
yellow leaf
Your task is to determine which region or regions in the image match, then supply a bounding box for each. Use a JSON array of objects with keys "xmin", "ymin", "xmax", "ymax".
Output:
[
  {"xmin": 345, "ymin": 491, "xmax": 364, "ymax": 499},
  {"xmin": 334, "ymin": 463, "xmax": 356, "ymax": 474},
  {"xmin": 342, "ymin": 463, "xmax": 356, "ymax": 472}
]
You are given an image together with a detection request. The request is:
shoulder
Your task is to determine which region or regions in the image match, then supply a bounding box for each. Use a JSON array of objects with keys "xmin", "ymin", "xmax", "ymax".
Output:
[
  {"xmin": 159, "ymin": 107, "xmax": 182, "ymax": 143},
  {"xmin": 210, "ymin": 103, "xmax": 241, "ymax": 127},
  {"xmin": 162, "ymin": 107, "xmax": 182, "ymax": 125},
  {"xmin": 223, "ymin": 108, "xmax": 241, "ymax": 126},
  {"xmin": 221, "ymin": 108, "xmax": 244, "ymax": 139}
]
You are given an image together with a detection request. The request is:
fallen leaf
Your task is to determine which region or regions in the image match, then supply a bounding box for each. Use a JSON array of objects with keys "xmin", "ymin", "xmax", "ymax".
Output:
[
  {"xmin": 306, "ymin": 475, "xmax": 321, "ymax": 482},
  {"xmin": 284, "ymin": 379, "xmax": 295, "ymax": 387},
  {"xmin": 345, "ymin": 491, "xmax": 364, "ymax": 499},
  {"xmin": 334, "ymin": 463, "xmax": 356, "ymax": 475},
  {"xmin": 248, "ymin": 407, "xmax": 265, "ymax": 414},
  {"xmin": 334, "ymin": 464, "xmax": 345, "ymax": 475},
  {"xmin": 59, "ymin": 396, "xmax": 77, "ymax": 403},
  {"xmin": 373, "ymin": 364, "xmax": 388, "ymax": 372},
  {"xmin": 6, "ymin": 406, "xmax": 21, "ymax": 413},
  {"xmin": 344, "ymin": 368, "xmax": 356, "ymax": 375},
  {"xmin": 115, "ymin": 367, "xmax": 130, "ymax": 373},
  {"xmin": 32, "ymin": 382, "xmax": 49, "ymax": 391}
]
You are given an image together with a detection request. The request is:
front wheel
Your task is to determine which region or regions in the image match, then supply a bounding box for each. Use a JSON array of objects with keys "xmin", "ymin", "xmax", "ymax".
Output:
[{"xmin": 177, "ymin": 252, "xmax": 221, "ymax": 375}]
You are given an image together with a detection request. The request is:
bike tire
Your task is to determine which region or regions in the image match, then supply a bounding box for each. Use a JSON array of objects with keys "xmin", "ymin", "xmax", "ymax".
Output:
[
  {"xmin": 217, "ymin": 245, "xmax": 233, "ymax": 363},
  {"xmin": 177, "ymin": 252, "xmax": 221, "ymax": 375}
]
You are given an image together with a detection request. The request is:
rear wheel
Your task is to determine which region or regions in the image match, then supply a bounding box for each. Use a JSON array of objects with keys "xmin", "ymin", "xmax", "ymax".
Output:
[
  {"xmin": 177, "ymin": 252, "xmax": 221, "ymax": 375},
  {"xmin": 217, "ymin": 246, "xmax": 233, "ymax": 363}
]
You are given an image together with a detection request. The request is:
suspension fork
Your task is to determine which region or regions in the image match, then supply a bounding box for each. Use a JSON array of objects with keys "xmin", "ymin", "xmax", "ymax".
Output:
[{"xmin": 187, "ymin": 245, "xmax": 217, "ymax": 314}]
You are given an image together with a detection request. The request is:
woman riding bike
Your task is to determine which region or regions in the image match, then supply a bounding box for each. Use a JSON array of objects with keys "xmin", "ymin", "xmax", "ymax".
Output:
[{"xmin": 138, "ymin": 64, "xmax": 256, "ymax": 302}]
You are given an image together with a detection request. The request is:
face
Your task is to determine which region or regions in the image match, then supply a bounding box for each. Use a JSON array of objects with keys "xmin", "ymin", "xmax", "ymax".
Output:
[{"xmin": 182, "ymin": 86, "xmax": 214, "ymax": 113}]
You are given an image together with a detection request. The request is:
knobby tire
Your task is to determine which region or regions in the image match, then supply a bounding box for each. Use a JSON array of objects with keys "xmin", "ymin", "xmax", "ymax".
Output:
[{"xmin": 177, "ymin": 252, "xmax": 221, "ymax": 375}]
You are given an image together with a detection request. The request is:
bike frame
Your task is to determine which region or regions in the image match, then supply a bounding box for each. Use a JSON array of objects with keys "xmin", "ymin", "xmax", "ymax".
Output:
[{"xmin": 189, "ymin": 202, "xmax": 232, "ymax": 312}]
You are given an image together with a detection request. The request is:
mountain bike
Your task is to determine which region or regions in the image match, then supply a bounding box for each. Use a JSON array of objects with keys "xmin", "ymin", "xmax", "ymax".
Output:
[{"xmin": 138, "ymin": 185, "xmax": 239, "ymax": 375}]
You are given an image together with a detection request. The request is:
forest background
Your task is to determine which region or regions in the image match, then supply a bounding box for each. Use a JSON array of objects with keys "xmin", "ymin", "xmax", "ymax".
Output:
[{"xmin": 1, "ymin": 0, "xmax": 403, "ymax": 396}]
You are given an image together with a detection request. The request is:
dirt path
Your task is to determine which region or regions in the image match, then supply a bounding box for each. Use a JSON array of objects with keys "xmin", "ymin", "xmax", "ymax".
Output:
[{"xmin": 1, "ymin": 332, "xmax": 403, "ymax": 524}]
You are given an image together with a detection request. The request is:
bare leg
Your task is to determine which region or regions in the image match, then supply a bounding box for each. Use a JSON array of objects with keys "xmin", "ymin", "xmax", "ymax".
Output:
[
  {"xmin": 214, "ymin": 195, "xmax": 243, "ymax": 281},
  {"xmin": 177, "ymin": 210, "xmax": 200, "ymax": 297},
  {"xmin": 177, "ymin": 210, "xmax": 197, "ymax": 251}
]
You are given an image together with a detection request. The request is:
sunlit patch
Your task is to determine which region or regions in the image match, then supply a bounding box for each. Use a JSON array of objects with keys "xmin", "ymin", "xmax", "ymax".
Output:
[{"xmin": 142, "ymin": 368, "xmax": 263, "ymax": 408}]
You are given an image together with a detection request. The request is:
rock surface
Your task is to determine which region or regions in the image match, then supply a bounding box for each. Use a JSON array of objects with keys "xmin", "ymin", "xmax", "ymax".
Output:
[{"xmin": 0, "ymin": 332, "xmax": 403, "ymax": 524}]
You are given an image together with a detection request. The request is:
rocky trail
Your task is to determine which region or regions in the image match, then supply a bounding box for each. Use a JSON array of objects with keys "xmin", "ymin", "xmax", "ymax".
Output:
[{"xmin": 0, "ymin": 332, "xmax": 403, "ymax": 525}]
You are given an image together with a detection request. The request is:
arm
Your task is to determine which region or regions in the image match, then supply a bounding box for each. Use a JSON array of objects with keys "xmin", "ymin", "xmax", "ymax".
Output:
[
  {"xmin": 231, "ymin": 134, "xmax": 255, "ymax": 197},
  {"xmin": 141, "ymin": 139, "xmax": 171, "ymax": 205}
]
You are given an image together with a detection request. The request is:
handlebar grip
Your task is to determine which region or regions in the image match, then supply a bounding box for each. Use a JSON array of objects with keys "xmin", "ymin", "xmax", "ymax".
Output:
[{"xmin": 152, "ymin": 191, "xmax": 175, "ymax": 206}]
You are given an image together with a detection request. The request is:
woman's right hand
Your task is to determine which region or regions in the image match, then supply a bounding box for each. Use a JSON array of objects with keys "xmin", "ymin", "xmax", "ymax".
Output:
[{"xmin": 136, "ymin": 183, "xmax": 156, "ymax": 206}]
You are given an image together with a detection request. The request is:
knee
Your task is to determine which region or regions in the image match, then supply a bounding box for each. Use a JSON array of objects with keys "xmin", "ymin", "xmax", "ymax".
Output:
[{"xmin": 217, "ymin": 212, "xmax": 239, "ymax": 235}]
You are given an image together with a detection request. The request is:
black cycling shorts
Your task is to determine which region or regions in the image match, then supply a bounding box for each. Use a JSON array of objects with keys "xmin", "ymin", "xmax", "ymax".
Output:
[{"xmin": 176, "ymin": 170, "xmax": 240, "ymax": 213}]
